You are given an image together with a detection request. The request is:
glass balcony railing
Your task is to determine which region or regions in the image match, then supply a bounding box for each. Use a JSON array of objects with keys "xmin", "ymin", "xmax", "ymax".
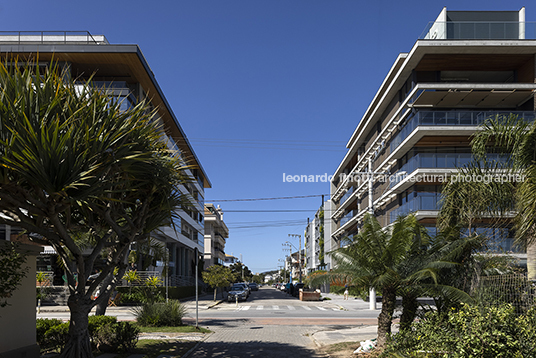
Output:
[
  {"xmin": 340, "ymin": 210, "xmax": 357, "ymax": 226},
  {"xmin": 340, "ymin": 186, "xmax": 354, "ymax": 205},
  {"xmin": 389, "ymin": 152, "xmax": 511, "ymax": 188},
  {"xmin": 390, "ymin": 111, "xmax": 536, "ymax": 152},
  {"xmin": 419, "ymin": 21, "xmax": 536, "ymax": 40},
  {"xmin": 389, "ymin": 192, "xmax": 441, "ymax": 223}
]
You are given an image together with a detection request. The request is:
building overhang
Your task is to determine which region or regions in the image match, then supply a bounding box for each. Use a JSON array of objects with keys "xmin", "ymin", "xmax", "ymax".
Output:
[{"xmin": 0, "ymin": 43, "xmax": 211, "ymax": 188}]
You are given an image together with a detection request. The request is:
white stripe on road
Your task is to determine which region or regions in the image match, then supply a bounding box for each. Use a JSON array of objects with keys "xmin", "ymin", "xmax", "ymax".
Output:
[
  {"xmin": 257, "ymin": 305, "xmax": 264, "ymax": 310},
  {"xmin": 242, "ymin": 306, "xmax": 251, "ymax": 310},
  {"xmin": 301, "ymin": 306, "xmax": 312, "ymax": 311},
  {"xmin": 317, "ymin": 306, "xmax": 327, "ymax": 311},
  {"xmin": 273, "ymin": 305, "xmax": 280, "ymax": 310},
  {"xmin": 287, "ymin": 305, "xmax": 296, "ymax": 310}
]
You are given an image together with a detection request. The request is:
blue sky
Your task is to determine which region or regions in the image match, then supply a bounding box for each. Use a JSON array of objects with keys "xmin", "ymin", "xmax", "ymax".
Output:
[{"xmin": 2, "ymin": 0, "xmax": 534, "ymax": 273}]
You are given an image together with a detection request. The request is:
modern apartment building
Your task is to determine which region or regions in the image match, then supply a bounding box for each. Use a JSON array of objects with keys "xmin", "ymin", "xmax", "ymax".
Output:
[
  {"xmin": 0, "ymin": 32, "xmax": 211, "ymax": 285},
  {"xmin": 203, "ymin": 204, "xmax": 229, "ymax": 269},
  {"xmin": 329, "ymin": 8, "xmax": 536, "ymax": 264}
]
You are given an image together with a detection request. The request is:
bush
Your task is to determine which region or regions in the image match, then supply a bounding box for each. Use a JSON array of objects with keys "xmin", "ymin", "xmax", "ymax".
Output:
[
  {"xmin": 37, "ymin": 316, "xmax": 139, "ymax": 354},
  {"xmin": 385, "ymin": 304, "xmax": 536, "ymax": 357},
  {"xmin": 88, "ymin": 315, "xmax": 117, "ymax": 336},
  {"xmin": 36, "ymin": 318, "xmax": 69, "ymax": 353},
  {"xmin": 93, "ymin": 321, "xmax": 139, "ymax": 353},
  {"xmin": 133, "ymin": 300, "xmax": 187, "ymax": 327},
  {"xmin": 116, "ymin": 285, "xmax": 198, "ymax": 304}
]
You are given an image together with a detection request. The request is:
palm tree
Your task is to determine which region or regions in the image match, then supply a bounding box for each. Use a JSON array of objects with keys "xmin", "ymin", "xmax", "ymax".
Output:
[
  {"xmin": 325, "ymin": 213, "xmax": 429, "ymax": 347},
  {"xmin": 440, "ymin": 114, "xmax": 536, "ymax": 280},
  {"xmin": 0, "ymin": 62, "xmax": 190, "ymax": 358}
]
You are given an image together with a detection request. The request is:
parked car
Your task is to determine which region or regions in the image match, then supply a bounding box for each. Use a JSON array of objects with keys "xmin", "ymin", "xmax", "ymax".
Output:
[
  {"xmin": 248, "ymin": 282, "xmax": 259, "ymax": 291},
  {"xmin": 292, "ymin": 282, "xmax": 305, "ymax": 297},
  {"xmin": 234, "ymin": 283, "xmax": 250, "ymax": 297},
  {"xmin": 228, "ymin": 284, "xmax": 248, "ymax": 302}
]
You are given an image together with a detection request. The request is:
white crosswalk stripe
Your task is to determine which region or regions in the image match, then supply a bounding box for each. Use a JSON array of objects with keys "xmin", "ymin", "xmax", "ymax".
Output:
[
  {"xmin": 257, "ymin": 305, "xmax": 264, "ymax": 310},
  {"xmin": 317, "ymin": 306, "xmax": 327, "ymax": 311},
  {"xmin": 301, "ymin": 306, "xmax": 312, "ymax": 310},
  {"xmin": 242, "ymin": 305, "xmax": 251, "ymax": 310},
  {"xmin": 273, "ymin": 305, "xmax": 280, "ymax": 310},
  {"xmin": 287, "ymin": 305, "xmax": 296, "ymax": 310}
]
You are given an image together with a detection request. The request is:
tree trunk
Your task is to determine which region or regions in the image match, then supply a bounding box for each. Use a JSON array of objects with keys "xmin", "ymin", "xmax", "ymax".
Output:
[
  {"xmin": 95, "ymin": 290, "xmax": 111, "ymax": 316},
  {"xmin": 59, "ymin": 294, "xmax": 93, "ymax": 358},
  {"xmin": 399, "ymin": 293, "xmax": 418, "ymax": 332},
  {"xmin": 527, "ymin": 241, "xmax": 536, "ymax": 281},
  {"xmin": 214, "ymin": 287, "xmax": 217, "ymax": 301},
  {"xmin": 376, "ymin": 286, "xmax": 396, "ymax": 348}
]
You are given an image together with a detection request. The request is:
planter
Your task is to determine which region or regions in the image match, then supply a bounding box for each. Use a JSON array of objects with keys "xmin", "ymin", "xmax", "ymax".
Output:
[{"xmin": 299, "ymin": 289, "xmax": 321, "ymax": 301}]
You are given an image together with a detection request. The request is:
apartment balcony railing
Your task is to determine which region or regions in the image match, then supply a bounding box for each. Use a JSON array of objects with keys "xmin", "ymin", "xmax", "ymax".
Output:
[
  {"xmin": 340, "ymin": 186, "xmax": 354, "ymax": 205},
  {"xmin": 390, "ymin": 111, "xmax": 536, "ymax": 152},
  {"xmin": 389, "ymin": 192, "xmax": 441, "ymax": 223},
  {"xmin": 0, "ymin": 31, "xmax": 108, "ymax": 44},
  {"xmin": 419, "ymin": 21, "xmax": 536, "ymax": 40},
  {"xmin": 389, "ymin": 152, "xmax": 511, "ymax": 189},
  {"xmin": 340, "ymin": 210, "xmax": 357, "ymax": 226}
]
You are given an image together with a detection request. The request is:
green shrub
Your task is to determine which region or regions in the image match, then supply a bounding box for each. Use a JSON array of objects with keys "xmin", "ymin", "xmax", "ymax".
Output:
[
  {"xmin": 93, "ymin": 321, "xmax": 139, "ymax": 353},
  {"xmin": 133, "ymin": 300, "xmax": 187, "ymax": 327},
  {"xmin": 36, "ymin": 318, "xmax": 69, "ymax": 353},
  {"xmin": 37, "ymin": 316, "xmax": 139, "ymax": 354},
  {"xmin": 116, "ymin": 285, "xmax": 198, "ymax": 304},
  {"xmin": 385, "ymin": 304, "xmax": 536, "ymax": 357},
  {"xmin": 88, "ymin": 315, "xmax": 117, "ymax": 336}
]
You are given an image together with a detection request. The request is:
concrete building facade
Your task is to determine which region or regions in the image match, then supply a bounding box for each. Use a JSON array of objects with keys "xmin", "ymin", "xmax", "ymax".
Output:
[
  {"xmin": 203, "ymin": 204, "xmax": 229, "ymax": 269},
  {"xmin": 329, "ymin": 8, "xmax": 535, "ymax": 265}
]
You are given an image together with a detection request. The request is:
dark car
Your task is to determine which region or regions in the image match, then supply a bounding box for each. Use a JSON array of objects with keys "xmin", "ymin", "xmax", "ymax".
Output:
[
  {"xmin": 227, "ymin": 284, "xmax": 248, "ymax": 302},
  {"xmin": 248, "ymin": 282, "xmax": 259, "ymax": 291},
  {"xmin": 292, "ymin": 282, "xmax": 305, "ymax": 297}
]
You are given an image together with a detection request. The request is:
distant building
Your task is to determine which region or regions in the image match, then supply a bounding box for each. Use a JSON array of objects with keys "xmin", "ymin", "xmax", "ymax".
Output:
[
  {"xmin": 223, "ymin": 254, "xmax": 239, "ymax": 266},
  {"xmin": 204, "ymin": 204, "xmax": 229, "ymax": 269},
  {"xmin": 304, "ymin": 201, "xmax": 332, "ymax": 273}
]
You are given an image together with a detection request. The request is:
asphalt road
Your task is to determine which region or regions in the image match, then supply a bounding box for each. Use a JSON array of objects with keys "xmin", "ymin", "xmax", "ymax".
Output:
[{"xmin": 37, "ymin": 286, "xmax": 381, "ymax": 325}]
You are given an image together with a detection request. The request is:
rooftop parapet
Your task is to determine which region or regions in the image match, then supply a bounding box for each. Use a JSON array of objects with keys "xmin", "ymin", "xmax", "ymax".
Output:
[{"xmin": 0, "ymin": 31, "xmax": 109, "ymax": 45}]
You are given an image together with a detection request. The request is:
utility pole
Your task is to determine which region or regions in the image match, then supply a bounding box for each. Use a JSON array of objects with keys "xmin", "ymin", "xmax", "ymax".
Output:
[
  {"xmin": 240, "ymin": 254, "xmax": 244, "ymax": 281},
  {"xmin": 349, "ymin": 158, "xmax": 406, "ymax": 310}
]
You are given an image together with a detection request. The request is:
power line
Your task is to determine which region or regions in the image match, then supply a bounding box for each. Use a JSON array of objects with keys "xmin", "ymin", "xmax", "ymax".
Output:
[{"xmin": 210, "ymin": 194, "xmax": 331, "ymax": 202}]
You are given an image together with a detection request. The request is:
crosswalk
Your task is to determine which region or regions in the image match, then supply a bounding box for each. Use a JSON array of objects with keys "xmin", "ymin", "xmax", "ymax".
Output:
[{"xmin": 233, "ymin": 305, "xmax": 342, "ymax": 312}]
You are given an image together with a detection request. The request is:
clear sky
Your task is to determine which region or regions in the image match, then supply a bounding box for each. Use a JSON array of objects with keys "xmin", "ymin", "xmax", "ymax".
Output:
[{"xmin": 2, "ymin": 0, "xmax": 534, "ymax": 273}]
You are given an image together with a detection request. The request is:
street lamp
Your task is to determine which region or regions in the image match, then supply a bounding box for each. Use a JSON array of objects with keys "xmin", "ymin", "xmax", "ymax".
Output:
[{"xmin": 350, "ymin": 158, "xmax": 406, "ymax": 310}]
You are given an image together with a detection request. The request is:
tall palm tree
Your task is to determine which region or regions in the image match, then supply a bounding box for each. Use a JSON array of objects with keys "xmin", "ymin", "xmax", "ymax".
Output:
[
  {"xmin": 0, "ymin": 62, "xmax": 189, "ymax": 358},
  {"xmin": 440, "ymin": 114, "xmax": 536, "ymax": 280}
]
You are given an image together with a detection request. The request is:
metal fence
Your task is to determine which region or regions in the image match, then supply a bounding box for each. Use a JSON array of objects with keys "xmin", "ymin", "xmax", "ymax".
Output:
[{"xmin": 474, "ymin": 273, "xmax": 535, "ymax": 314}]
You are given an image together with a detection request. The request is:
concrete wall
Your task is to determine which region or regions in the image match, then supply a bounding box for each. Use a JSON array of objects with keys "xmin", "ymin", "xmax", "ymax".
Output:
[{"xmin": 0, "ymin": 243, "xmax": 41, "ymax": 358}]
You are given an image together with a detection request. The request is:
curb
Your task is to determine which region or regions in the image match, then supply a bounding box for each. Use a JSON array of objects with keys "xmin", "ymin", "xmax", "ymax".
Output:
[
  {"xmin": 181, "ymin": 331, "xmax": 213, "ymax": 358},
  {"xmin": 207, "ymin": 300, "xmax": 225, "ymax": 309}
]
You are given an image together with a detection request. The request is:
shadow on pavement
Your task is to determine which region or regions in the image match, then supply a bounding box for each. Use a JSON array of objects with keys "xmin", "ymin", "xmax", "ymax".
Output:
[{"xmin": 189, "ymin": 340, "xmax": 326, "ymax": 358}]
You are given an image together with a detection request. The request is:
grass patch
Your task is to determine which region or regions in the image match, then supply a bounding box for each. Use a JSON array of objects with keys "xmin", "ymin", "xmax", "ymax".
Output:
[
  {"xmin": 114, "ymin": 339, "xmax": 198, "ymax": 358},
  {"xmin": 138, "ymin": 325, "xmax": 211, "ymax": 333}
]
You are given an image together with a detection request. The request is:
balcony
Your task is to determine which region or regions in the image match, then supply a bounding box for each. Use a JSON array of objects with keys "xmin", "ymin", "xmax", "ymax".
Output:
[
  {"xmin": 419, "ymin": 21, "xmax": 536, "ymax": 40},
  {"xmin": 389, "ymin": 192, "xmax": 441, "ymax": 223},
  {"xmin": 340, "ymin": 210, "xmax": 357, "ymax": 226},
  {"xmin": 390, "ymin": 111, "xmax": 536, "ymax": 152},
  {"xmin": 340, "ymin": 186, "xmax": 354, "ymax": 206},
  {"xmin": 389, "ymin": 152, "xmax": 511, "ymax": 189}
]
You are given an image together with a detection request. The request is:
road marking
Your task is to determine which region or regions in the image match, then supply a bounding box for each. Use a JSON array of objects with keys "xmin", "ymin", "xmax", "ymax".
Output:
[
  {"xmin": 287, "ymin": 305, "xmax": 296, "ymax": 310},
  {"xmin": 242, "ymin": 306, "xmax": 251, "ymax": 310},
  {"xmin": 332, "ymin": 308, "xmax": 341, "ymax": 311},
  {"xmin": 257, "ymin": 305, "xmax": 264, "ymax": 310},
  {"xmin": 273, "ymin": 305, "xmax": 280, "ymax": 310},
  {"xmin": 317, "ymin": 306, "xmax": 327, "ymax": 311},
  {"xmin": 301, "ymin": 306, "xmax": 312, "ymax": 311}
]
